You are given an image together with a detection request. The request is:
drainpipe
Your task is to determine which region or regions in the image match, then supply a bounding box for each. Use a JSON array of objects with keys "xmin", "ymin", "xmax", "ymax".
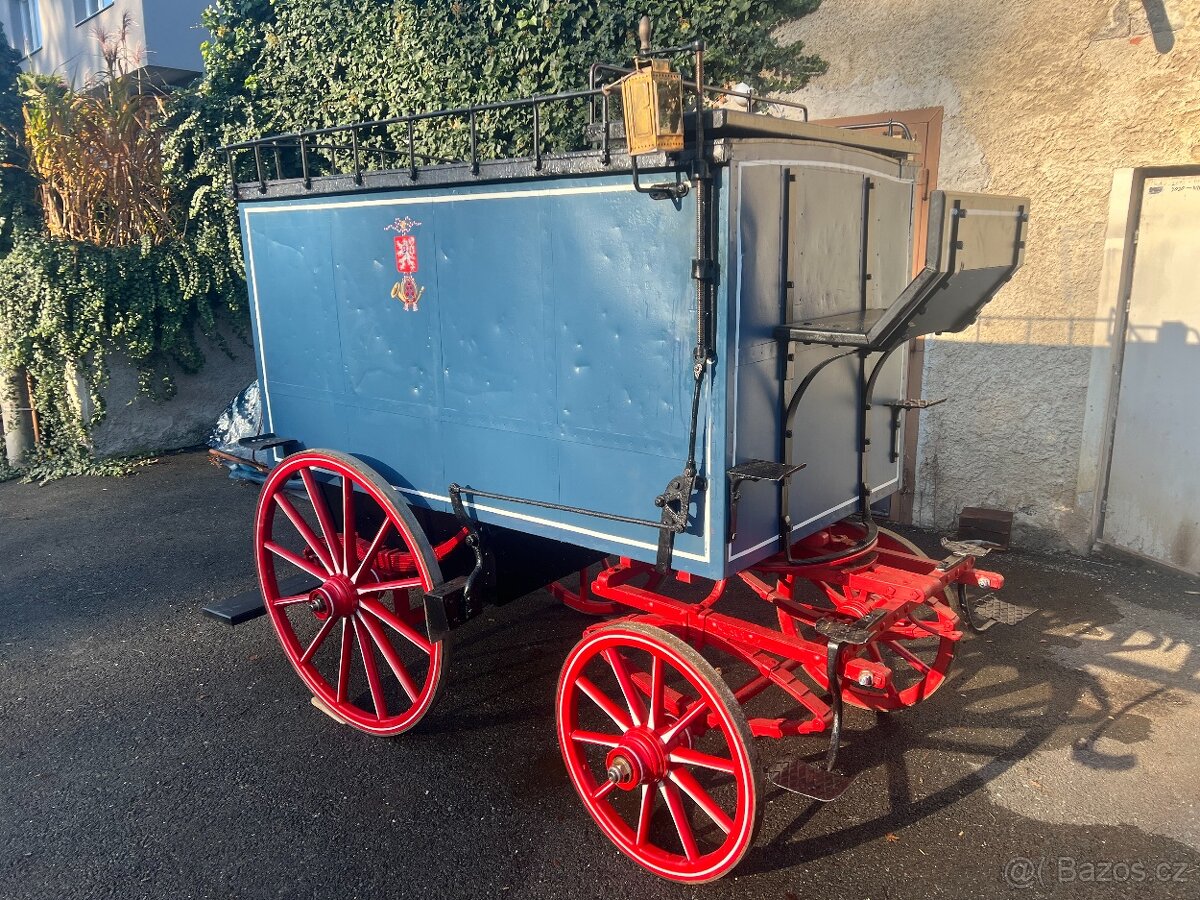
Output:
[{"xmin": 0, "ymin": 365, "xmax": 35, "ymax": 467}]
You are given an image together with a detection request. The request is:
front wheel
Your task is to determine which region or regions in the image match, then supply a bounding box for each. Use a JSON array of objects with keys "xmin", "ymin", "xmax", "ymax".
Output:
[
  {"xmin": 254, "ymin": 449, "xmax": 448, "ymax": 736},
  {"xmin": 556, "ymin": 621, "xmax": 762, "ymax": 883},
  {"xmin": 777, "ymin": 526, "xmax": 958, "ymax": 712}
]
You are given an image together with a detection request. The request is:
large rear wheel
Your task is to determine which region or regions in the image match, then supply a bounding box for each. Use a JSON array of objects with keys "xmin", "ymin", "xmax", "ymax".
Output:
[{"xmin": 254, "ymin": 449, "xmax": 447, "ymax": 736}]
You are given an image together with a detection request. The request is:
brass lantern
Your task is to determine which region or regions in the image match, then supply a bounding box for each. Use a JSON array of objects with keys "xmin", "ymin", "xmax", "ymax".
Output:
[{"xmin": 620, "ymin": 57, "xmax": 685, "ymax": 156}]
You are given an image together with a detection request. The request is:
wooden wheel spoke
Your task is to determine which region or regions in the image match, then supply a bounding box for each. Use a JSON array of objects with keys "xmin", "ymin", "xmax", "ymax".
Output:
[
  {"xmin": 602, "ymin": 649, "xmax": 646, "ymax": 727},
  {"xmin": 300, "ymin": 616, "xmax": 337, "ymax": 663},
  {"xmin": 659, "ymin": 697, "xmax": 709, "ymax": 746},
  {"xmin": 570, "ymin": 729, "xmax": 621, "ymax": 748},
  {"xmin": 274, "ymin": 594, "xmax": 313, "ymax": 608},
  {"xmin": 670, "ymin": 768, "xmax": 733, "ymax": 834},
  {"xmin": 358, "ymin": 611, "xmax": 420, "ymax": 703},
  {"xmin": 575, "ymin": 675, "xmax": 633, "ymax": 732},
  {"xmin": 274, "ymin": 493, "xmax": 335, "ymax": 574},
  {"xmin": 883, "ymin": 638, "xmax": 931, "ymax": 674},
  {"xmin": 341, "ymin": 476, "xmax": 356, "ymax": 576},
  {"xmin": 866, "ymin": 643, "xmax": 902, "ymax": 698},
  {"xmin": 590, "ymin": 779, "xmax": 617, "ymax": 802},
  {"xmin": 353, "ymin": 615, "xmax": 388, "ymax": 719},
  {"xmin": 265, "ymin": 541, "xmax": 327, "ymax": 581},
  {"xmin": 299, "ymin": 468, "xmax": 342, "ymax": 573},
  {"xmin": 647, "ymin": 655, "xmax": 664, "ymax": 731},
  {"xmin": 336, "ymin": 620, "xmax": 352, "ymax": 704},
  {"xmin": 359, "ymin": 596, "xmax": 433, "ymax": 655},
  {"xmin": 667, "ymin": 746, "xmax": 735, "ymax": 775},
  {"xmin": 356, "ymin": 577, "xmax": 423, "ymax": 596},
  {"xmin": 635, "ymin": 785, "xmax": 654, "ymax": 848},
  {"xmin": 351, "ymin": 519, "xmax": 393, "ymax": 584},
  {"xmin": 660, "ymin": 781, "xmax": 699, "ymax": 860}
]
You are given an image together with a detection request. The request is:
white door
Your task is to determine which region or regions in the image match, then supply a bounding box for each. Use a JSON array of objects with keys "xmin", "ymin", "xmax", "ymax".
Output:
[{"xmin": 1102, "ymin": 174, "xmax": 1200, "ymax": 575}]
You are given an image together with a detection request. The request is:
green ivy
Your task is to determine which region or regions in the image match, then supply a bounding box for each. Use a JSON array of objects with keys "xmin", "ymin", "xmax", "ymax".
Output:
[
  {"xmin": 186, "ymin": 1, "xmax": 824, "ymax": 165},
  {"xmin": 0, "ymin": 23, "xmax": 246, "ymax": 471},
  {"xmin": 0, "ymin": 230, "xmax": 245, "ymax": 445},
  {"xmin": 1, "ymin": 443, "xmax": 154, "ymax": 484}
]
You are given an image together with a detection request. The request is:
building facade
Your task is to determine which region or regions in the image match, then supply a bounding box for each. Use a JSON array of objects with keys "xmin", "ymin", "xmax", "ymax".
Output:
[
  {"xmin": 778, "ymin": 0, "xmax": 1200, "ymax": 572},
  {"xmin": 3, "ymin": 0, "xmax": 210, "ymax": 86}
]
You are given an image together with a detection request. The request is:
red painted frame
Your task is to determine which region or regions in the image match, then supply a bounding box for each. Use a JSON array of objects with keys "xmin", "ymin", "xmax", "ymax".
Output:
[{"xmin": 583, "ymin": 521, "xmax": 1003, "ymax": 738}]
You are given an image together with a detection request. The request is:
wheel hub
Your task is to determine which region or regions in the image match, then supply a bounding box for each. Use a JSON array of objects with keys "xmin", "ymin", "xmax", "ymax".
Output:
[
  {"xmin": 309, "ymin": 574, "xmax": 358, "ymax": 620},
  {"xmin": 605, "ymin": 727, "xmax": 669, "ymax": 790}
]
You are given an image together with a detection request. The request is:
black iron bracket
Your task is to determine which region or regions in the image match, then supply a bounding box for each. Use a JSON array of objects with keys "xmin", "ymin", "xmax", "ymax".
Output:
[
  {"xmin": 955, "ymin": 582, "xmax": 997, "ymax": 633},
  {"xmin": 822, "ymin": 640, "xmax": 848, "ymax": 773},
  {"xmin": 727, "ymin": 460, "xmax": 805, "ymax": 542},
  {"xmin": 631, "ymin": 155, "xmax": 690, "ymax": 201},
  {"xmin": 777, "ymin": 348, "xmax": 856, "ymax": 563},
  {"xmin": 654, "ymin": 469, "xmax": 698, "ymax": 572},
  {"xmin": 447, "ymin": 483, "xmax": 496, "ymax": 622},
  {"xmin": 815, "ymin": 609, "xmax": 888, "ymax": 647},
  {"xmin": 422, "ymin": 575, "xmax": 465, "ymax": 643},
  {"xmin": 692, "ymin": 258, "xmax": 718, "ymax": 283},
  {"xmin": 884, "ymin": 397, "xmax": 946, "ymax": 463}
]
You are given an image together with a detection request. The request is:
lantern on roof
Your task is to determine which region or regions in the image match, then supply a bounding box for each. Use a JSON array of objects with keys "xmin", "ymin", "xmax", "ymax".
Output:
[{"xmin": 618, "ymin": 20, "xmax": 685, "ymax": 156}]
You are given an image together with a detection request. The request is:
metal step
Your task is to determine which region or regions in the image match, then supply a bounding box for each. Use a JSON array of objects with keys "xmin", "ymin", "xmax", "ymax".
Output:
[
  {"xmin": 973, "ymin": 594, "xmax": 1036, "ymax": 626},
  {"xmin": 726, "ymin": 459, "xmax": 805, "ymax": 483},
  {"xmin": 201, "ymin": 574, "xmax": 317, "ymax": 626},
  {"xmin": 768, "ymin": 757, "xmax": 854, "ymax": 803},
  {"xmin": 237, "ymin": 432, "xmax": 297, "ymax": 452}
]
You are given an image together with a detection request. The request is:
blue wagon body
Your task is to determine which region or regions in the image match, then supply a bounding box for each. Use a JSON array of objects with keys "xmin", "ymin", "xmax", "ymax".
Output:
[
  {"xmin": 239, "ymin": 126, "xmax": 920, "ymax": 580},
  {"xmin": 242, "ymin": 173, "xmax": 729, "ymax": 575}
]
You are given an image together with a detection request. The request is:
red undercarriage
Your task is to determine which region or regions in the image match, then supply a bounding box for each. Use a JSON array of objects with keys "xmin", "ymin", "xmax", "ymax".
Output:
[
  {"xmin": 271, "ymin": 449, "xmax": 1006, "ymax": 884},
  {"xmin": 362, "ymin": 520, "xmax": 1003, "ymax": 740},
  {"xmin": 554, "ymin": 523, "xmax": 1003, "ymax": 738}
]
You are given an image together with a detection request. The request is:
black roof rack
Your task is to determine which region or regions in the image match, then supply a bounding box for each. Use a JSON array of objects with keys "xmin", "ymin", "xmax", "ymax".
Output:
[{"xmin": 223, "ymin": 57, "xmax": 913, "ymax": 201}]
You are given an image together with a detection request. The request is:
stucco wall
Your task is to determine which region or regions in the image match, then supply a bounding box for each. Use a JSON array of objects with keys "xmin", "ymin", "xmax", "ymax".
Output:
[
  {"xmin": 777, "ymin": 0, "xmax": 1200, "ymax": 550},
  {"xmin": 69, "ymin": 328, "xmax": 256, "ymax": 458}
]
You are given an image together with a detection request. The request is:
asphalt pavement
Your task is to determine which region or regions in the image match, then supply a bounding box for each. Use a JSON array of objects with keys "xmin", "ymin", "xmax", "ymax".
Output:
[{"xmin": 2, "ymin": 451, "xmax": 1198, "ymax": 899}]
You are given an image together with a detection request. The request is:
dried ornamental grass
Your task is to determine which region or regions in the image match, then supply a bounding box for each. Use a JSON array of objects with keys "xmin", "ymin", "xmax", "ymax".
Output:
[{"xmin": 21, "ymin": 13, "xmax": 176, "ymax": 247}]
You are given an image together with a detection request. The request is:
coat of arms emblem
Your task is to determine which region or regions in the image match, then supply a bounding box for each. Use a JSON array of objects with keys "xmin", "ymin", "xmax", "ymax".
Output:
[{"xmin": 385, "ymin": 216, "xmax": 425, "ymax": 311}]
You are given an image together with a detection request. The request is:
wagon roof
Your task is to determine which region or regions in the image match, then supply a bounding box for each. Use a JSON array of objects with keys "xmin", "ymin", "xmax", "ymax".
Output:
[
  {"xmin": 701, "ymin": 109, "xmax": 918, "ymax": 157},
  {"xmin": 226, "ymin": 107, "xmax": 917, "ymax": 203}
]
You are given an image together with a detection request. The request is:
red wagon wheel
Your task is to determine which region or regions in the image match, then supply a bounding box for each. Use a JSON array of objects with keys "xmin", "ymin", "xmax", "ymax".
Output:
[
  {"xmin": 778, "ymin": 527, "xmax": 958, "ymax": 712},
  {"xmin": 556, "ymin": 622, "xmax": 761, "ymax": 883},
  {"xmin": 254, "ymin": 449, "xmax": 447, "ymax": 736}
]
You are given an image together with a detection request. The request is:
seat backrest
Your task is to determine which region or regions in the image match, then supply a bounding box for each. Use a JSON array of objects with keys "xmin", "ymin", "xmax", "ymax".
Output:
[{"xmin": 867, "ymin": 190, "xmax": 1029, "ymax": 351}]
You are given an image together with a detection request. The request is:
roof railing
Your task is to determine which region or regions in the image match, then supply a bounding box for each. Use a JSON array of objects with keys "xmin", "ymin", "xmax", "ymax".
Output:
[{"xmin": 223, "ymin": 65, "xmax": 914, "ymax": 197}]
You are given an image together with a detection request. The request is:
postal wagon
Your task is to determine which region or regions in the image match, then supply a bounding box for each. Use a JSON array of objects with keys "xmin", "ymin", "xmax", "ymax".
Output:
[{"xmin": 211, "ymin": 22, "xmax": 1030, "ymax": 882}]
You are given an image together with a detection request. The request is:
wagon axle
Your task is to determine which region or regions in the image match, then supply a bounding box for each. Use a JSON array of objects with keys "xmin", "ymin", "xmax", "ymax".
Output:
[
  {"xmin": 306, "ymin": 576, "xmax": 357, "ymax": 620},
  {"xmin": 604, "ymin": 729, "xmax": 670, "ymax": 790}
]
